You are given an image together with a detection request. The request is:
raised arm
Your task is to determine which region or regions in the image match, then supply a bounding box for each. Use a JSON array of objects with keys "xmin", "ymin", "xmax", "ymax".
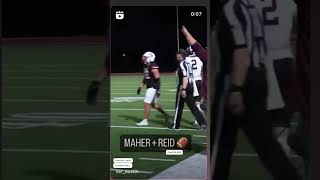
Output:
[
  {"xmin": 181, "ymin": 25, "xmax": 197, "ymax": 46},
  {"xmin": 181, "ymin": 26, "xmax": 207, "ymax": 62}
]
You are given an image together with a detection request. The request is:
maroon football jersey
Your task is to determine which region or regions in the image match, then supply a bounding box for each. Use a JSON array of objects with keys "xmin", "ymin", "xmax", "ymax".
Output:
[
  {"xmin": 143, "ymin": 62, "xmax": 160, "ymax": 90},
  {"xmin": 192, "ymin": 42, "xmax": 208, "ymax": 99}
]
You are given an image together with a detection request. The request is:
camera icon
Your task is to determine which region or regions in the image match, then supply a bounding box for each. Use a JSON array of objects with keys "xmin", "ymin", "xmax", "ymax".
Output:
[{"xmin": 116, "ymin": 11, "xmax": 125, "ymax": 20}]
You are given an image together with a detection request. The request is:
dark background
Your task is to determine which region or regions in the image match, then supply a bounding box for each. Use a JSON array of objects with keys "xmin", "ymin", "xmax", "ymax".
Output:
[
  {"xmin": 2, "ymin": 0, "xmax": 320, "ymax": 180},
  {"xmin": 3, "ymin": 0, "xmax": 108, "ymax": 37},
  {"xmin": 111, "ymin": 6, "xmax": 207, "ymax": 73}
]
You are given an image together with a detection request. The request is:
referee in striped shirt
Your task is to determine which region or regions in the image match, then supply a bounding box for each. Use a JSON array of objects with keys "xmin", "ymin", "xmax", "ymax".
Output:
[
  {"xmin": 212, "ymin": 0, "xmax": 301, "ymax": 180},
  {"xmin": 172, "ymin": 49, "xmax": 206, "ymax": 130}
]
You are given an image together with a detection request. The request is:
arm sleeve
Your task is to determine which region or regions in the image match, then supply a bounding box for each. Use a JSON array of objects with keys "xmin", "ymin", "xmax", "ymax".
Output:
[
  {"xmin": 151, "ymin": 63, "xmax": 160, "ymax": 90},
  {"xmin": 223, "ymin": 0, "xmax": 248, "ymax": 48},
  {"xmin": 154, "ymin": 78, "xmax": 160, "ymax": 90}
]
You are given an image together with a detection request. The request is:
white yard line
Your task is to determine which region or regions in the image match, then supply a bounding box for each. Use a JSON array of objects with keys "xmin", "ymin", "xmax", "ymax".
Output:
[
  {"xmin": 4, "ymin": 85, "xmax": 175, "ymax": 88},
  {"xmin": 111, "ymin": 86, "xmax": 177, "ymax": 88},
  {"xmin": 4, "ymin": 70, "xmax": 94, "ymax": 73},
  {"xmin": 2, "ymin": 148, "xmax": 109, "ymax": 154},
  {"xmin": 4, "ymin": 86, "xmax": 175, "ymax": 90},
  {"xmin": 2, "ymin": 118, "xmax": 106, "ymax": 122},
  {"xmin": 4, "ymin": 99, "xmax": 88, "ymax": 103},
  {"xmin": 5, "ymin": 86, "xmax": 101, "ymax": 89},
  {"xmin": 2, "ymin": 122, "xmax": 85, "ymax": 129},
  {"xmin": 138, "ymin": 158, "xmax": 176, "ymax": 162},
  {"xmin": 3, "ymin": 64, "xmax": 99, "ymax": 67},
  {"xmin": 111, "ymin": 89, "xmax": 176, "ymax": 91},
  {"xmin": 3, "ymin": 99, "xmax": 178, "ymax": 103},
  {"xmin": 9, "ymin": 112, "xmax": 108, "ymax": 115},
  {"xmin": 3, "ymin": 112, "xmax": 109, "ymax": 122},
  {"xmin": 112, "ymin": 93, "xmax": 176, "ymax": 95},
  {"xmin": 111, "ymin": 125, "xmax": 198, "ymax": 131},
  {"xmin": 6, "ymin": 77, "xmax": 92, "ymax": 80},
  {"xmin": 111, "ymin": 108, "xmax": 189, "ymax": 112},
  {"xmin": 10, "ymin": 116, "xmax": 106, "ymax": 120},
  {"xmin": 192, "ymin": 142, "xmax": 207, "ymax": 145},
  {"xmin": 193, "ymin": 135, "xmax": 207, "ymax": 138}
]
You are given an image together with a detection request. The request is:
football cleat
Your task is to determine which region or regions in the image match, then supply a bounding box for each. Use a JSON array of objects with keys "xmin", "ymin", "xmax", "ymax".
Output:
[
  {"xmin": 194, "ymin": 120, "xmax": 199, "ymax": 127},
  {"xmin": 136, "ymin": 119, "xmax": 148, "ymax": 126}
]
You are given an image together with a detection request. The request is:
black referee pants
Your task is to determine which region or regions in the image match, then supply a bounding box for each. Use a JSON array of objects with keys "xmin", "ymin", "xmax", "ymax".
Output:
[
  {"xmin": 212, "ymin": 67, "xmax": 301, "ymax": 180},
  {"xmin": 173, "ymin": 85, "xmax": 206, "ymax": 129}
]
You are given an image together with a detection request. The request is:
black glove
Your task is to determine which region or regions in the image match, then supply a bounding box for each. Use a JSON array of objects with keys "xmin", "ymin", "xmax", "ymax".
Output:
[
  {"xmin": 86, "ymin": 80, "xmax": 101, "ymax": 106},
  {"xmin": 137, "ymin": 87, "xmax": 142, "ymax": 95},
  {"xmin": 157, "ymin": 91, "xmax": 161, "ymax": 97}
]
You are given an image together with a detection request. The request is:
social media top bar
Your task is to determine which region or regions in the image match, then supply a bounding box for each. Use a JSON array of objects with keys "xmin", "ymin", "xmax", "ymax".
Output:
[{"xmin": 110, "ymin": 0, "xmax": 209, "ymax": 6}]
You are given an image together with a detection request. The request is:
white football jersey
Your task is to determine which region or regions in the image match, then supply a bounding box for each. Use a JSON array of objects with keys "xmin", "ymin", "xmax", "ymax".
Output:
[
  {"xmin": 223, "ymin": 0, "xmax": 266, "ymax": 68},
  {"xmin": 186, "ymin": 56, "xmax": 203, "ymax": 81},
  {"xmin": 252, "ymin": 0, "xmax": 297, "ymax": 110},
  {"xmin": 254, "ymin": 0, "xmax": 296, "ymax": 58}
]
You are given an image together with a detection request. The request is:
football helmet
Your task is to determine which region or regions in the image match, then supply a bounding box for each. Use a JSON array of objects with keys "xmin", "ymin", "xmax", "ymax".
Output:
[
  {"xmin": 142, "ymin": 51, "xmax": 156, "ymax": 64},
  {"xmin": 186, "ymin": 46, "xmax": 196, "ymax": 56}
]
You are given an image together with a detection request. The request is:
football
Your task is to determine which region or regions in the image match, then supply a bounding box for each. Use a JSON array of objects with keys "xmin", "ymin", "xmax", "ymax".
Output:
[{"xmin": 176, "ymin": 137, "xmax": 189, "ymax": 149}]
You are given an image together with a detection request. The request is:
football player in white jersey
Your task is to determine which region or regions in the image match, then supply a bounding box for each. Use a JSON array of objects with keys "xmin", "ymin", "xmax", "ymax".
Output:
[
  {"xmin": 186, "ymin": 46, "xmax": 204, "ymax": 99},
  {"xmin": 185, "ymin": 47, "xmax": 206, "ymax": 125},
  {"xmin": 254, "ymin": 0, "xmax": 301, "ymax": 158},
  {"xmin": 213, "ymin": 1, "xmax": 301, "ymax": 179}
]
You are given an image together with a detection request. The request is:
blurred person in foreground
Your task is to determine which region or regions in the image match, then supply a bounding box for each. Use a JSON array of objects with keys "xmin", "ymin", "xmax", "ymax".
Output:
[{"xmin": 211, "ymin": 0, "xmax": 301, "ymax": 179}]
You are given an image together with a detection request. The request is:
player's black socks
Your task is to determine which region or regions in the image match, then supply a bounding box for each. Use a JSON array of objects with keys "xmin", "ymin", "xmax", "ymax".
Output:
[
  {"xmin": 152, "ymin": 104, "xmax": 169, "ymax": 126},
  {"xmin": 157, "ymin": 107, "xmax": 169, "ymax": 127},
  {"xmin": 156, "ymin": 107, "xmax": 168, "ymax": 116}
]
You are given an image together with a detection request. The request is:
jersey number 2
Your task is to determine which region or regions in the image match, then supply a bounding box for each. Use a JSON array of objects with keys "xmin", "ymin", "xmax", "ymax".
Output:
[
  {"xmin": 191, "ymin": 60, "xmax": 197, "ymax": 70},
  {"xmin": 261, "ymin": 0, "xmax": 279, "ymax": 26}
]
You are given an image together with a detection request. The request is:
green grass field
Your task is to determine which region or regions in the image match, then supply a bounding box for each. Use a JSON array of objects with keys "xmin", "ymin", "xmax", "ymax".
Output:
[
  {"xmin": 110, "ymin": 75, "xmax": 207, "ymax": 179},
  {"xmin": 2, "ymin": 41, "xmax": 109, "ymax": 180},
  {"xmin": 2, "ymin": 40, "xmax": 304, "ymax": 180}
]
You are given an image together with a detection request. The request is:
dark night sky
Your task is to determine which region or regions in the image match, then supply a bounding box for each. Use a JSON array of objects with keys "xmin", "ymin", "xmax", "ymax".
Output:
[
  {"xmin": 111, "ymin": 6, "xmax": 207, "ymax": 73},
  {"xmin": 3, "ymin": 2, "xmax": 208, "ymax": 73},
  {"xmin": 3, "ymin": 0, "xmax": 220, "ymax": 37},
  {"xmin": 2, "ymin": 0, "xmax": 108, "ymax": 37}
]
